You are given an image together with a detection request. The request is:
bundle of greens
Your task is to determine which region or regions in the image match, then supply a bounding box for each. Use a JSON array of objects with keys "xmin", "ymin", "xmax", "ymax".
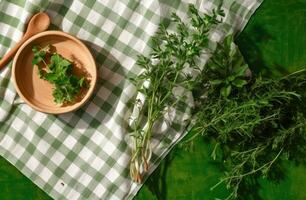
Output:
[
  {"xmin": 181, "ymin": 36, "xmax": 306, "ymax": 199},
  {"xmin": 129, "ymin": 4, "xmax": 225, "ymax": 182},
  {"xmin": 130, "ymin": 3, "xmax": 306, "ymax": 200},
  {"xmin": 32, "ymin": 45, "xmax": 87, "ymax": 104}
]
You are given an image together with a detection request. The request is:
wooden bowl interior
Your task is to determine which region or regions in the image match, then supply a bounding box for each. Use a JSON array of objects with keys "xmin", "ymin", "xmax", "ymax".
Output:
[{"xmin": 14, "ymin": 32, "xmax": 96, "ymax": 114}]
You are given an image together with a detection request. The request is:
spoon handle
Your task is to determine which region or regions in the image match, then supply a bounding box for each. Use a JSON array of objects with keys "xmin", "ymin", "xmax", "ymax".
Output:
[{"xmin": 0, "ymin": 34, "xmax": 30, "ymax": 70}]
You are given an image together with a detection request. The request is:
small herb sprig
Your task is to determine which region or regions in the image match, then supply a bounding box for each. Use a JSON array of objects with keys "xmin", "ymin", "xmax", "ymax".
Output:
[
  {"xmin": 129, "ymin": 5, "xmax": 224, "ymax": 182},
  {"xmin": 32, "ymin": 45, "xmax": 87, "ymax": 104}
]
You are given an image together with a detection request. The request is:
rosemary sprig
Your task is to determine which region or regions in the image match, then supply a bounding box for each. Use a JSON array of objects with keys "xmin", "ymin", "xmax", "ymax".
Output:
[
  {"xmin": 181, "ymin": 35, "xmax": 306, "ymax": 199},
  {"xmin": 129, "ymin": 4, "xmax": 225, "ymax": 182}
]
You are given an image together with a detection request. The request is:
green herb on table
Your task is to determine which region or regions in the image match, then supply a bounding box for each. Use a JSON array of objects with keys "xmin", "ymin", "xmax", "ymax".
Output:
[
  {"xmin": 206, "ymin": 35, "xmax": 249, "ymax": 98},
  {"xmin": 129, "ymin": 4, "xmax": 225, "ymax": 183},
  {"xmin": 32, "ymin": 45, "xmax": 87, "ymax": 104},
  {"xmin": 181, "ymin": 35, "xmax": 306, "ymax": 199},
  {"xmin": 130, "ymin": 3, "xmax": 306, "ymax": 200}
]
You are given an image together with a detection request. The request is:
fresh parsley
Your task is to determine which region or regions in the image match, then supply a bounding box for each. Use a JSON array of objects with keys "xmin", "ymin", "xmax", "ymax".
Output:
[
  {"xmin": 129, "ymin": 4, "xmax": 224, "ymax": 183},
  {"xmin": 32, "ymin": 45, "xmax": 87, "ymax": 104}
]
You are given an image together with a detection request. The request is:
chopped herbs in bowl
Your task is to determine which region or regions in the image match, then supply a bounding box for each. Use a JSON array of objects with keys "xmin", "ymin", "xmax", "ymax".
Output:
[{"xmin": 32, "ymin": 44, "xmax": 88, "ymax": 104}]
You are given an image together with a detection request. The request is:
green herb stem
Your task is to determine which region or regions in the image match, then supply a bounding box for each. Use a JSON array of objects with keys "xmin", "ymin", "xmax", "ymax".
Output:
[{"xmin": 210, "ymin": 148, "xmax": 283, "ymax": 191}]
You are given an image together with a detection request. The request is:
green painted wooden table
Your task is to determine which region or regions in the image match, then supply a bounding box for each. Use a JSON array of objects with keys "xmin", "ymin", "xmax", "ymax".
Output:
[{"xmin": 1, "ymin": 0, "xmax": 306, "ymax": 199}]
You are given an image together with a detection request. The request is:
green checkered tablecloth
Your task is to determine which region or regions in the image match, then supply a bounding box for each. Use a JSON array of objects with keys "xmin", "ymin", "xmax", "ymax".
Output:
[{"xmin": 0, "ymin": 0, "xmax": 262, "ymax": 199}]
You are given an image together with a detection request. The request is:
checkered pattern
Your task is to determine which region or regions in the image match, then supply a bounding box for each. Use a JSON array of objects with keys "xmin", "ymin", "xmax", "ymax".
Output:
[{"xmin": 0, "ymin": 0, "xmax": 262, "ymax": 199}]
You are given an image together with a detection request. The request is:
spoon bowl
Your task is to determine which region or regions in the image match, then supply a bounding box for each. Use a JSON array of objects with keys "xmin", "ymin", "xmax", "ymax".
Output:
[
  {"xmin": 26, "ymin": 13, "xmax": 50, "ymax": 36},
  {"xmin": 0, "ymin": 12, "xmax": 50, "ymax": 70}
]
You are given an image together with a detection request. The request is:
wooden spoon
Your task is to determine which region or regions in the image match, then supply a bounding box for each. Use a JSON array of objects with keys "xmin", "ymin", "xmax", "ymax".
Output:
[{"xmin": 0, "ymin": 12, "xmax": 50, "ymax": 70}]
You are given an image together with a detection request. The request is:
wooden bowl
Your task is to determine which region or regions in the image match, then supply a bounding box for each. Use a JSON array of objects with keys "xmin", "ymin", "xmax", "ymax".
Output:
[{"xmin": 12, "ymin": 31, "xmax": 97, "ymax": 114}]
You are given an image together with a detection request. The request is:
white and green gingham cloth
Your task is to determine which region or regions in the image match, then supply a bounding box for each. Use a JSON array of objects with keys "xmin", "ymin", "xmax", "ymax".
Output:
[{"xmin": 0, "ymin": 0, "xmax": 262, "ymax": 199}]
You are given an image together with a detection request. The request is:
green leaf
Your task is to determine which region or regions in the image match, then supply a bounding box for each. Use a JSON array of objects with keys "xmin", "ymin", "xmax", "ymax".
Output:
[
  {"xmin": 233, "ymin": 64, "xmax": 248, "ymax": 77},
  {"xmin": 44, "ymin": 73, "xmax": 57, "ymax": 83},
  {"xmin": 224, "ymin": 34, "xmax": 233, "ymax": 50},
  {"xmin": 53, "ymin": 87, "xmax": 64, "ymax": 104},
  {"xmin": 32, "ymin": 56, "xmax": 43, "ymax": 65},
  {"xmin": 32, "ymin": 46, "xmax": 39, "ymax": 53},
  {"xmin": 227, "ymin": 75, "xmax": 235, "ymax": 82},
  {"xmin": 50, "ymin": 53, "xmax": 60, "ymax": 64},
  {"xmin": 220, "ymin": 85, "xmax": 232, "ymax": 97},
  {"xmin": 210, "ymin": 79, "xmax": 223, "ymax": 85},
  {"xmin": 233, "ymin": 54, "xmax": 244, "ymax": 69},
  {"xmin": 32, "ymin": 46, "xmax": 46, "ymax": 66},
  {"xmin": 223, "ymin": 35, "xmax": 234, "ymax": 57},
  {"xmin": 78, "ymin": 77, "xmax": 85, "ymax": 87},
  {"xmin": 232, "ymin": 79, "xmax": 247, "ymax": 88},
  {"xmin": 60, "ymin": 58, "xmax": 71, "ymax": 68}
]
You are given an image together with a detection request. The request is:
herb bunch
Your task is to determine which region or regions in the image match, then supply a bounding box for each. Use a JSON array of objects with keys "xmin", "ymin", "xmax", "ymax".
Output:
[
  {"xmin": 130, "ymin": 3, "xmax": 306, "ymax": 199},
  {"xmin": 181, "ymin": 35, "xmax": 306, "ymax": 199},
  {"xmin": 32, "ymin": 45, "xmax": 87, "ymax": 104},
  {"xmin": 129, "ymin": 4, "xmax": 225, "ymax": 182}
]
